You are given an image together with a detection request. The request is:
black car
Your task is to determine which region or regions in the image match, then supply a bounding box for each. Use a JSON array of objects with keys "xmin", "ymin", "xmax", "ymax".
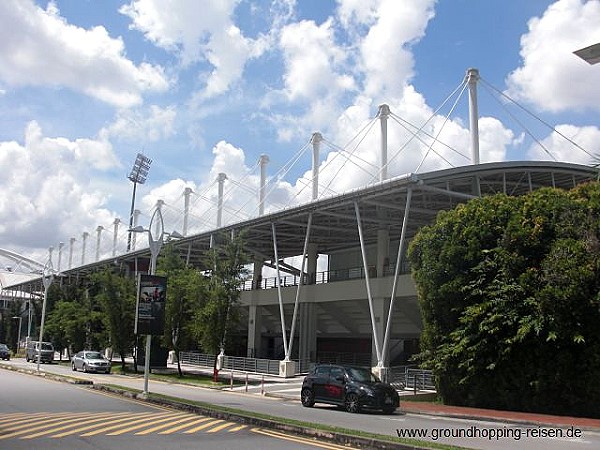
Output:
[
  {"xmin": 301, "ymin": 364, "xmax": 400, "ymax": 414},
  {"xmin": 0, "ymin": 343, "xmax": 10, "ymax": 360}
]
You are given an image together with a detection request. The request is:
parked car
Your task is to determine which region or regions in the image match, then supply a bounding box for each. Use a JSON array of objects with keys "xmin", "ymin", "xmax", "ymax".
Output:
[
  {"xmin": 71, "ymin": 350, "xmax": 111, "ymax": 374},
  {"xmin": 300, "ymin": 364, "xmax": 400, "ymax": 414},
  {"xmin": 0, "ymin": 343, "xmax": 10, "ymax": 360},
  {"xmin": 25, "ymin": 341, "xmax": 54, "ymax": 363}
]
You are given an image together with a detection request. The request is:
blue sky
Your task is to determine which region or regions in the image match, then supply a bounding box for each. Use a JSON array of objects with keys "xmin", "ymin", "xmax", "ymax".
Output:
[{"xmin": 0, "ymin": 0, "xmax": 599, "ymax": 267}]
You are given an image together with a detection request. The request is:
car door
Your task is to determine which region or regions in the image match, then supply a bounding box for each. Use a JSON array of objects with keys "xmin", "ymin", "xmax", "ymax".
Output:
[
  {"xmin": 311, "ymin": 366, "xmax": 331, "ymax": 401},
  {"xmin": 324, "ymin": 366, "xmax": 346, "ymax": 404},
  {"xmin": 74, "ymin": 352, "xmax": 83, "ymax": 370}
]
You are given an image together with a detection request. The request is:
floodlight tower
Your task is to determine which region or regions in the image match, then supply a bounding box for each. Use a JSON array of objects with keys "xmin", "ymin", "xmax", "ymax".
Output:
[{"xmin": 127, "ymin": 153, "xmax": 152, "ymax": 251}]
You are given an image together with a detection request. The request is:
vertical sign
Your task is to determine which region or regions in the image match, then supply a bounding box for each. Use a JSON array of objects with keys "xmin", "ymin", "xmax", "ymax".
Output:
[{"xmin": 135, "ymin": 274, "xmax": 167, "ymax": 335}]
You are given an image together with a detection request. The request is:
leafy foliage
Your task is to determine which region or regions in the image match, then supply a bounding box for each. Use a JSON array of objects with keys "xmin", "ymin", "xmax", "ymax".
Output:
[{"xmin": 408, "ymin": 184, "xmax": 600, "ymax": 417}]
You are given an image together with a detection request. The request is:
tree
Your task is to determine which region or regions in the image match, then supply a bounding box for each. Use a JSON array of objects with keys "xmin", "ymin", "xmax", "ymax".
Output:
[
  {"xmin": 90, "ymin": 269, "xmax": 137, "ymax": 371},
  {"xmin": 157, "ymin": 243, "xmax": 206, "ymax": 376},
  {"xmin": 191, "ymin": 232, "xmax": 248, "ymax": 381},
  {"xmin": 408, "ymin": 184, "xmax": 600, "ymax": 417}
]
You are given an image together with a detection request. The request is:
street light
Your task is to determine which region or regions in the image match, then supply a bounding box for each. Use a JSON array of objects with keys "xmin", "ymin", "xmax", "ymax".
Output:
[
  {"xmin": 130, "ymin": 207, "xmax": 182, "ymax": 397},
  {"xmin": 127, "ymin": 153, "xmax": 152, "ymax": 252},
  {"xmin": 12, "ymin": 316, "xmax": 22, "ymax": 352},
  {"xmin": 573, "ymin": 42, "xmax": 600, "ymax": 65}
]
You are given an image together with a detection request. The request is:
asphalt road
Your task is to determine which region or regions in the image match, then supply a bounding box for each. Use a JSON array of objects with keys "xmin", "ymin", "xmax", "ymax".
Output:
[
  {"xmin": 3, "ymin": 360, "xmax": 600, "ymax": 450},
  {"xmin": 0, "ymin": 369, "xmax": 358, "ymax": 450}
]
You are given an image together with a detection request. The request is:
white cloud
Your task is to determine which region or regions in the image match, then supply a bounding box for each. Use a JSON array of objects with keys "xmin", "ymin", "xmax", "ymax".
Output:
[
  {"xmin": 0, "ymin": 122, "xmax": 120, "ymax": 254},
  {"xmin": 0, "ymin": 0, "xmax": 169, "ymax": 107},
  {"xmin": 527, "ymin": 124, "xmax": 600, "ymax": 164},
  {"xmin": 506, "ymin": 0, "xmax": 600, "ymax": 112},
  {"xmin": 105, "ymin": 105, "xmax": 177, "ymax": 142},
  {"xmin": 121, "ymin": 0, "xmax": 267, "ymax": 98}
]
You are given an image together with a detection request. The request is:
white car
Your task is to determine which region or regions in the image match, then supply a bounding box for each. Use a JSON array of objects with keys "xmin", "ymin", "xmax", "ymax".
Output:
[{"xmin": 71, "ymin": 350, "xmax": 111, "ymax": 374}]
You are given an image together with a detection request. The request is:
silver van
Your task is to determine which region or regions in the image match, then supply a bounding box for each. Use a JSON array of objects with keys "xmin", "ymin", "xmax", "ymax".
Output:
[{"xmin": 26, "ymin": 341, "xmax": 54, "ymax": 363}]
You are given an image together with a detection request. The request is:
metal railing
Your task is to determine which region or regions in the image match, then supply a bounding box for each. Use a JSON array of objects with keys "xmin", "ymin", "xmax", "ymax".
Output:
[
  {"xmin": 389, "ymin": 366, "xmax": 435, "ymax": 391},
  {"xmin": 178, "ymin": 352, "xmax": 311, "ymax": 376}
]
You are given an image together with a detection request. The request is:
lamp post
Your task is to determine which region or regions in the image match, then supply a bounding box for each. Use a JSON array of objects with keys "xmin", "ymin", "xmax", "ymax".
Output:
[
  {"xmin": 37, "ymin": 259, "xmax": 54, "ymax": 372},
  {"xmin": 12, "ymin": 316, "xmax": 22, "ymax": 352}
]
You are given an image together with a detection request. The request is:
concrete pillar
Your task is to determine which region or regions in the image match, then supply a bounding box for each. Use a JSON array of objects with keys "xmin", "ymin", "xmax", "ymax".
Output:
[
  {"xmin": 112, "ymin": 218, "xmax": 120, "ymax": 257},
  {"xmin": 81, "ymin": 232, "xmax": 89, "ymax": 265},
  {"xmin": 247, "ymin": 304, "xmax": 263, "ymax": 358},
  {"xmin": 253, "ymin": 259, "xmax": 264, "ymax": 289},
  {"xmin": 378, "ymin": 104, "xmax": 390, "ymax": 182},
  {"xmin": 68, "ymin": 237, "xmax": 75, "ymax": 269},
  {"xmin": 299, "ymin": 302, "xmax": 317, "ymax": 363},
  {"xmin": 95, "ymin": 225, "xmax": 104, "ymax": 262},
  {"xmin": 307, "ymin": 243, "xmax": 318, "ymax": 285},
  {"xmin": 467, "ymin": 68, "xmax": 480, "ymax": 165},
  {"xmin": 132, "ymin": 209, "xmax": 141, "ymax": 250},
  {"xmin": 217, "ymin": 173, "xmax": 227, "ymax": 228},
  {"xmin": 310, "ymin": 132, "xmax": 322, "ymax": 200},
  {"xmin": 57, "ymin": 242, "xmax": 64, "ymax": 272},
  {"xmin": 259, "ymin": 154, "xmax": 269, "ymax": 216},
  {"xmin": 183, "ymin": 187, "xmax": 193, "ymax": 236}
]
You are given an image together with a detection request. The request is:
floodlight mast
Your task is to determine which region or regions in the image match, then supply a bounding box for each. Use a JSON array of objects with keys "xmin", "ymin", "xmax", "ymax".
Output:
[{"xmin": 127, "ymin": 153, "xmax": 152, "ymax": 252}]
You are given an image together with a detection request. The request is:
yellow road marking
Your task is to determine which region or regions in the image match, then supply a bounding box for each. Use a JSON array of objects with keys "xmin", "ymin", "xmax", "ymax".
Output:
[
  {"xmin": 206, "ymin": 422, "xmax": 235, "ymax": 433},
  {"xmin": 105, "ymin": 413, "xmax": 186, "ymax": 436},
  {"xmin": 183, "ymin": 419, "xmax": 224, "ymax": 433},
  {"xmin": 227, "ymin": 424, "xmax": 248, "ymax": 432},
  {"xmin": 1, "ymin": 413, "xmax": 109, "ymax": 439},
  {"xmin": 52, "ymin": 412, "xmax": 157, "ymax": 438},
  {"xmin": 251, "ymin": 428, "xmax": 359, "ymax": 450},
  {"xmin": 82, "ymin": 412, "xmax": 180, "ymax": 436},
  {"xmin": 157, "ymin": 417, "xmax": 212, "ymax": 434},
  {"xmin": 24, "ymin": 412, "xmax": 133, "ymax": 439},
  {"xmin": 134, "ymin": 415, "xmax": 199, "ymax": 435}
]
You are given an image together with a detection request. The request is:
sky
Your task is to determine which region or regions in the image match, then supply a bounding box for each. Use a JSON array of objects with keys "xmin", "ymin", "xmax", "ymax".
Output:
[{"xmin": 0, "ymin": 0, "xmax": 599, "ymax": 270}]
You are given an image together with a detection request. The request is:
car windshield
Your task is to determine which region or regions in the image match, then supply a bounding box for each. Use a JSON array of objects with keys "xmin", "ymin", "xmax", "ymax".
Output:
[
  {"xmin": 85, "ymin": 352, "xmax": 103, "ymax": 359},
  {"xmin": 347, "ymin": 367, "xmax": 380, "ymax": 383},
  {"xmin": 41, "ymin": 343, "xmax": 53, "ymax": 350},
  {"xmin": 0, "ymin": 344, "xmax": 8, "ymax": 350}
]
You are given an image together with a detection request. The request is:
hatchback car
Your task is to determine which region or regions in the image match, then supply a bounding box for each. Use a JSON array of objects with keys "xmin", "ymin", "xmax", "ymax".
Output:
[
  {"xmin": 301, "ymin": 364, "xmax": 400, "ymax": 414},
  {"xmin": 71, "ymin": 350, "xmax": 111, "ymax": 374},
  {"xmin": 0, "ymin": 343, "xmax": 10, "ymax": 360}
]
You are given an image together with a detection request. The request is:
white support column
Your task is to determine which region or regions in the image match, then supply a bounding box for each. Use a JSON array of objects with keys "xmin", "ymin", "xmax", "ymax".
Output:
[
  {"xmin": 95, "ymin": 226, "xmax": 104, "ymax": 262},
  {"xmin": 467, "ymin": 68, "xmax": 480, "ymax": 165},
  {"xmin": 132, "ymin": 209, "xmax": 141, "ymax": 250},
  {"xmin": 81, "ymin": 232, "xmax": 89, "ymax": 265},
  {"xmin": 217, "ymin": 173, "xmax": 227, "ymax": 228},
  {"xmin": 68, "ymin": 237, "xmax": 75, "ymax": 269},
  {"xmin": 57, "ymin": 242, "xmax": 64, "ymax": 273},
  {"xmin": 259, "ymin": 154, "xmax": 269, "ymax": 216},
  {"xmin": 154, "ymin": 200, "xmax": 164, "ymax": 239},
  {"xmin": 112, "ymin": 218, "xmax": 120, "ymax": 257},
  {"xmin": 286, "ymin": 213, "xmax": 313, "ymax": 361},
  {"xmin": 253, "ymin": 259, "xmax": 264, "ymax": 289},
  {"xmin": 383, "ymin": 188, "xmax": 413, "ymax": 366},
  {"xmin": 311, "ymin": 132, "xmax": 322, "ymax": 200},
  {"xmin": 48, "ymin": 246, "xmax": 54, "ymax": 268},
  {"xmin": 271, "ymin": 223, "xmax": 288, "ymax": 357},
  {"xmin": 378, "ymin": 104, "xmax": 390, "ymax": 182},
  {"xmin": 354, "ymin": 202, "xmax": 382, "ymax": 366},
  {"xmin": 183, "ymin": 187, "xmax": 193, "ymax": 236}
]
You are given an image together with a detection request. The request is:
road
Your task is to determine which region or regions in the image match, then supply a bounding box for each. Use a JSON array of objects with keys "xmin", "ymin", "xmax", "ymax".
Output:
[
  {"xmin": 3, "ymin": 360, "xmax": 600, "ymax": 449},
  {"xmin": 0, "ymin": 369, "xmax": 357, "ymax": 450}
]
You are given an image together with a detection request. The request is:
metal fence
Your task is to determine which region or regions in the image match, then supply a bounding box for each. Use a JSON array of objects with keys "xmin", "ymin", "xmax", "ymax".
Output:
[
  {"xmin": 389, "ymin": 366, "xmax": 435, "ymax": 391},
  {"xmin": 178, "ymin": 352, "xmax": 312, "ymax": 376}
]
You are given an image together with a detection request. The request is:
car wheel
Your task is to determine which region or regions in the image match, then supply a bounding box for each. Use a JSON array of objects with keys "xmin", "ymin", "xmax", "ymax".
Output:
[
  {"xmin": 344, "ymin": 393, "xmax": 361, "ymax": 413},
  {"xmin": 301, "ymin": 388, "xmax": 315, "ymax": 407},
  {"xmin": 72, "ymin": 362, "xmax": 77, "ymax": 371}
]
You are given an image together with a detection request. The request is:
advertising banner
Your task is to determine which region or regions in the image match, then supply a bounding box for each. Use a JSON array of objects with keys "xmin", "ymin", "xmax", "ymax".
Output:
[{"xmin": 135, "ymin": 274, "xmax": 167, "ymax": 336}]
